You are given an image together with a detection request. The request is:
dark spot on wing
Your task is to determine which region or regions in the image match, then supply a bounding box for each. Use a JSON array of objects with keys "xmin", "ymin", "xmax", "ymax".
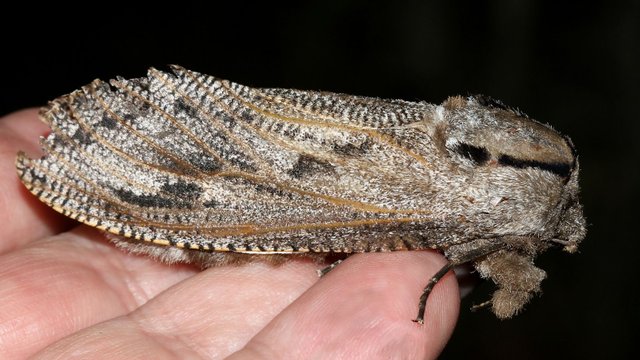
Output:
[
  {"xmin": 174, "ymin": 97, "xmax": 199, "ymax": 118},
  {"xmin": 100, "ymin": 114, "xmax": 117, "ymax": 129},
  {"xmin": 122, "ymin": 113, "xmax": 136, "ymax": 123},
  {"xmin": 72, "ymin": 127, "xmax": 93, "ymax": 144},
  {"xmin": 161, "ymin": 180, "xmax": 202, "ymax": 200},
  {"xmin": 332, "ymin": 140, "xmax": 371, "ymax": 156},
  {"xmin": 288, "ymin": 154, "xmax": 334, "ymax": 179},
  {"xmin": 203, "ymin": 199, "xmax": 220, "ymax": 208},
  {"xmin": 114, "ymin": 188, "xmax": 191, "ymax": 209}
]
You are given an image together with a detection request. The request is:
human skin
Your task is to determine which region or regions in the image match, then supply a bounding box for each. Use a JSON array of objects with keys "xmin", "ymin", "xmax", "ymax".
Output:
[{"xmin": 0, "ymin": 109, "xmax": 459, "ymax": 359}]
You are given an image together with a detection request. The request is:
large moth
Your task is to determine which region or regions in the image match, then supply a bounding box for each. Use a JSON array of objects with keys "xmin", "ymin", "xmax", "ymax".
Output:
[{"xmin": 16, "ymin": 66, "xmax": 586, "ymax": 323}]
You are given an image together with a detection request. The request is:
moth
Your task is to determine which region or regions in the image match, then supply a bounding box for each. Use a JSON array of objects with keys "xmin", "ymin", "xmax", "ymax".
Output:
[{"xmin": 16, "ymin": 66, "xmax": 586, "ymax": 323}]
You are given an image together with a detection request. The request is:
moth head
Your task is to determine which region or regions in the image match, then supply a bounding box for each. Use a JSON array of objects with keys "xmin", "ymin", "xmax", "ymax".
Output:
[
  {"xmin": 436, "ymin": 95, "xmax": 585, "ymax": 249},
  {"xmin": 439, "ymin": 95, "xmax": 575, "ymax": 177}
]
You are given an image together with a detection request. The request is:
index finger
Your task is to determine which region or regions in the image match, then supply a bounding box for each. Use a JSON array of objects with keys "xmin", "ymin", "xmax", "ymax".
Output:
[{"xmin": 232, "ymin": 251, "xmax": 460, "ymax": 359}]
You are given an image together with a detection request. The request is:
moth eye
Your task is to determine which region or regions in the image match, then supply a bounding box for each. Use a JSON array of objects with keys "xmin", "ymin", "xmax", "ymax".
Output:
[{"xmin": 453, "ymin": 143, "xmax": 490, "ymax": 165}]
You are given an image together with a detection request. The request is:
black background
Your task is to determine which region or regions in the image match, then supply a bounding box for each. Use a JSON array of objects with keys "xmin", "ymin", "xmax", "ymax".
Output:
[{"xmin": 1, "ymin": 1, "xmax": 637, "ymax": 358}]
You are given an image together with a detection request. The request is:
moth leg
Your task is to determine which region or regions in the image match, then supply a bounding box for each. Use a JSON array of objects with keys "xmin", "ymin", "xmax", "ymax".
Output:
[
  {"xmin": 414, "ymin": 240, "xmax": 507, "ymax": 324},
  {"xmin": 470, "ymin": 300, "xmax": 492, "ymax": 312},
  {"xmin": 474, "ymin": 251, "xmax": 547, "ymax": 319},
  {"xmin": 317, "ymin": 259, "xmax": 343, "ymax": 277},
  {"xmin": 413, "ymin": 262, "xmax": 454, "ymax": 324}
]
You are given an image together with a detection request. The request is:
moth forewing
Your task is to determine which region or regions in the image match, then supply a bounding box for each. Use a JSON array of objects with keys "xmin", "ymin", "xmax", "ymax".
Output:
[{"xmin": 16, "ymin": 66, "xmax": 586, "ymax": 323}]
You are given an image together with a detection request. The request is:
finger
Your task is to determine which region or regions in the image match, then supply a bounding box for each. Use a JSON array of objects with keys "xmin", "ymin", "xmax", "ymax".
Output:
[
  {"xmin": 232, "ymin": 251, "xmax": 459, "ymax": 360},
  {"xmin": 32, "ymin": 258, "xmax": 321, "ymax": 359},
  {"xmin": 0, "ymin": 226, "xmax": 197, "ymax": 359},
  {"xmin": 29, "ymin": 251, "xmax": 459, "ymax": 359},
  {"xmin": 0, "ymin": 109, "xmax": 73, "ymax": 253}
]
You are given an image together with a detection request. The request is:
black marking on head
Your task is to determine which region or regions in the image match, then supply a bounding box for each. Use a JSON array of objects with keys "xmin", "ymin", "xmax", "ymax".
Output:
[
  {"xmin": 100, "ymin": 114, "xmax": 117, "ymax": 129},
  {"xmin": 174, "ymin": 97, "xmax": 199, "ymax": 118},
  {"xmin": 114, "ymin": 189, "xmax": 191, "ymax": 209},
  {"xmin": 498, "ymin": 154, "xmax": 572, "ymax": 178},
  {"xmin": 288, "ymin": 154, "xmax": 334, "ymax": 179},
  {"xmin": 473, "ymin": 94, "xmax": 529, "ymax": 118},
  {"xmin": 453, "ymin": 143, "xmax": 490, "ymax": 165},
  {"xmin": 161, "ymin": 180, "xmax": 202, "ymax": 200},
  {"xmin": 227, "ymin": 243, "xmax": 236, "ymax": 251},
  {"xmin": 72, "ymin": 128, "xmax": 93, "ymax": 144}
]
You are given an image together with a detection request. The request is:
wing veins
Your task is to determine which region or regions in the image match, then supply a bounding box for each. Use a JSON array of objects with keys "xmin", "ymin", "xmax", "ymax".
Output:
[
  {"xmin": 221, "ymin": 81, "xmax": 434, "ymax": 170},
  {"xmin": 111, "ymin": 77, "xmax": 230, "ymax": 169},
  {"xmin": 176, "ymin": 67, "xmax": 277, "ymax": 174},
  {"xmin": 90, "ymin": 84, "xmax": 209, "ymax": 179},
  {"xmin": 152, "ymin": 68, "xmax": 273, "ymax": 173}
]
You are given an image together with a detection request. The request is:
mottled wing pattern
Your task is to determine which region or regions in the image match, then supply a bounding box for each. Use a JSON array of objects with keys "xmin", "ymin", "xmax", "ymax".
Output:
[{"xmin": 16, "ymin": 66, "xmax": 438, "ymax": 253}]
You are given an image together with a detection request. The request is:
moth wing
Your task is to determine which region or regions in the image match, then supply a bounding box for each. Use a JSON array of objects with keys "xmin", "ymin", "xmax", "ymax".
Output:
[{"xmin": 17, "ymin": 66, "xmax": 437, "ymax": 253}]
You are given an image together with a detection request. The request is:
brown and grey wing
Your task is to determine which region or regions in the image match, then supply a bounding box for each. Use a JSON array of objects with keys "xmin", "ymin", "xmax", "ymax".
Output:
[{"xmin": 16, "ymin": 67, "xmax": 437, "ymax": 253}]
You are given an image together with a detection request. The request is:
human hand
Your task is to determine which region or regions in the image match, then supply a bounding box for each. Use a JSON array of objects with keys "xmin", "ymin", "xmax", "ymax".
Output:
[{"xmin": 0, "ymin": 109, "xmax": 459, "ymax": 359}]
